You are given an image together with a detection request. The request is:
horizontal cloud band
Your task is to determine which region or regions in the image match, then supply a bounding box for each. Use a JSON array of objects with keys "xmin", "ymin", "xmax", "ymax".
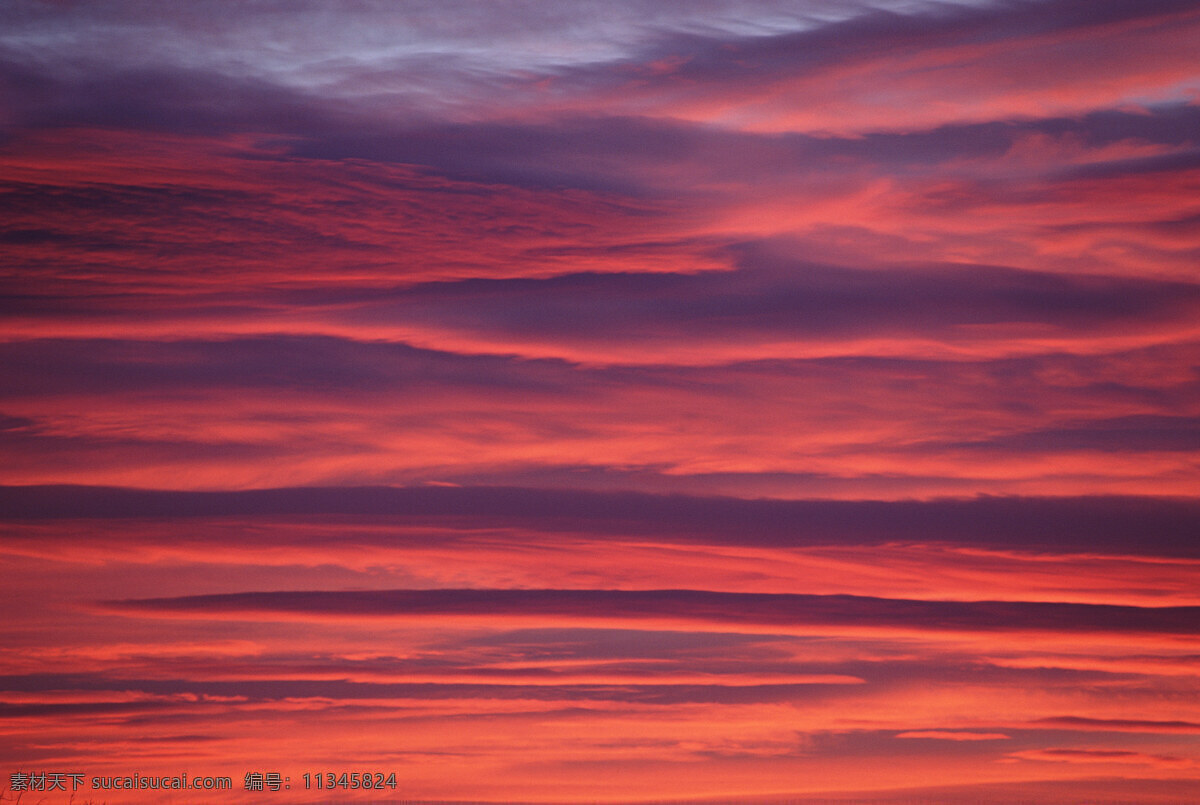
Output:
[
  {"xmin": 105, "ymin": 587, "xmax": 1200, "ymax": 635},
  {"xmin": 4, "ymin": 485, "xmax": 1198, "ymax": 557}
]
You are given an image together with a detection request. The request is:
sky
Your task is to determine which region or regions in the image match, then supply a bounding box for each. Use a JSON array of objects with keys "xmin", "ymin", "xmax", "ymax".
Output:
[{"xmin": 1, "ymin": 0, "xmax": 1199, "ymax": 802}]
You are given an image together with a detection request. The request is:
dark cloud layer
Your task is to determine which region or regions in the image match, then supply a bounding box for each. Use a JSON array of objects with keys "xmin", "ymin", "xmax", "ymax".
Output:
[
  {"xmin": 0, "ymin": 652, "xmax": 1148, "ymax": 711},
  {"xmin": 0, "ymin": 671, "xmax": 855, "ymax": 708},
  {"xmin": 955, "ymin": 414, "xmax": 1200, "ymax": 452},
  {"xmin": 1032, "ymin": 717, "xmax": 1200, "ymax": 733},
  {"xmin": 0, "ymin": 337, "xmax": 577, "ymax": 396},
  {"xmin": 284, "ymin": 102, "xmax": 1200, "ymax": 194},
  {"xmin": 5, "ymin": 485, "xmax": 1199, "ymax": 557},
  {"xmin": 356, "ymin": 255, "xmax": 1200, "ymax": 343},
  {"xmin": 106, "ymin": 588, "xmax": 1200, "ymax": 636}
]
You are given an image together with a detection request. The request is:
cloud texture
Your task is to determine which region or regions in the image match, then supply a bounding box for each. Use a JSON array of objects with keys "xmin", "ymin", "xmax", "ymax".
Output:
[{"xmin": 1, "ymin": 0, "xmax": 1198, "ymax": 802}]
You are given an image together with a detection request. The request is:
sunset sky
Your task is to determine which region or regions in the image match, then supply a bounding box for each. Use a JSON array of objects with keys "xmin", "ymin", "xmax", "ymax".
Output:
[{"xmin": 2, "ymin": 1, "xmax": 1199, "ymax": 802}]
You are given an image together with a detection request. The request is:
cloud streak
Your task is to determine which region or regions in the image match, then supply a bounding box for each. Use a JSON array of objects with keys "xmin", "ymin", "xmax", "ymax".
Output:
[
  {"xmin": 103, "ymin": 587, "xmax": 1200, "ymax": 637},
  {"xmin": 6, "ymin": 485, "xmax": 1200, "ymax": 558}
]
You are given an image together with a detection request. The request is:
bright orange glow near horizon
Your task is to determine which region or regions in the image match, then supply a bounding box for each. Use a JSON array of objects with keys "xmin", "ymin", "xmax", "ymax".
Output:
[{"xmin": 2, "ymin": 1, "xmax": 1199, "ymax": 803}]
